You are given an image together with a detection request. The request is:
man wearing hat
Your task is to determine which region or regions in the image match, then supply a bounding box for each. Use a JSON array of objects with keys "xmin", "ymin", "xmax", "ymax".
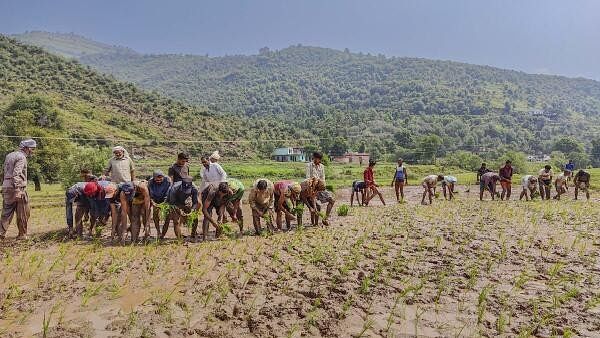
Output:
[
  {"xmin": 1, "ymin": 139, "xmax": 36, "ymax": 240},
  {"xmin": 148, "ymin": 170, "xmax": 171, "ymax": 238},
  {"xmin": 273, "ymin": 180, "xmax": 301, "ymax": 231},
  {"xmin": 164, "ymin": 177, "xmax": 199, "ymax": 239},
  {"xmin": 105, "ymin": 146, "xmax": 135, "ymax": 184},
  {"xmin": 168, "ymin": 153, "xmax": 190, "ymax": 183}
]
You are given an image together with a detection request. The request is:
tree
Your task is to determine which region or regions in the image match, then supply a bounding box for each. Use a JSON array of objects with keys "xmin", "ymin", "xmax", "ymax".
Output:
[
  {"xmin": 552, "ymin": 137, "xmax": 584, "ymax": 154},
  {"xmin": 442, "ymin": 151, "xmax": 482, "ymax": 171},
  {"xmin": 591, "ymin": 138, "xmax": 600, "ymax": 167},
  {"xmin": 492, "ymin": 150, "xmax": 527, "ymax": 174},
  {"xmin": 416, "ymin": 134, "xmax": 443, "ymax": 164}
]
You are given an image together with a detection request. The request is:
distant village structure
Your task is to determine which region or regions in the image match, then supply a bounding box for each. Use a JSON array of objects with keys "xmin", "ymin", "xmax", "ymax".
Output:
[
  {"xmin": 527, "ymin": 154, "xmax": 551, "ymax": 162},
  {"xmin": 332, "ymin": 152, "xmax": 370, "ymax": 165},
  {"xmin": 271, "ymin": 147, "xmax": 306, "ymax": 162}
]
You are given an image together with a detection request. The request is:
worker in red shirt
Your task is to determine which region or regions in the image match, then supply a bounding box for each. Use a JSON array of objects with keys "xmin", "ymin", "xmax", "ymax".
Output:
[{"xmin": 363, "ymin": 160, "xmax": 386, "ymax": 206}]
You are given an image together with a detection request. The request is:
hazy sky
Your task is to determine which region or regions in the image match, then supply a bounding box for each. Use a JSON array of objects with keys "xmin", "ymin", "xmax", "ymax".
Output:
[{"xmin": 2, "ymin": 0, "xmax": 599, "ymax": 80}]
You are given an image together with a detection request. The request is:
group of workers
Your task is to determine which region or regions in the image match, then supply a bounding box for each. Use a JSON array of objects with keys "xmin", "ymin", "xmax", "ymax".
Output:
[
  {"xmin": 473, "ymin": 160, "xmax": 591, "ymax": 202},
  {"xmin": 62, "ymin": 149, "xmax": 336, "ymax": 243},
  {"xmin": 0, "ymin": 139, "xmax": 594, "ymax": 242}
]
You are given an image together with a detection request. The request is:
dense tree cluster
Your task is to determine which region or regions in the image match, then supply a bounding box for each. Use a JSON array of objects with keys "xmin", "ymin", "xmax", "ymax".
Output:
[{"xmin": 80, "ymin": 45, "xmax": 600, "ymax": 160}]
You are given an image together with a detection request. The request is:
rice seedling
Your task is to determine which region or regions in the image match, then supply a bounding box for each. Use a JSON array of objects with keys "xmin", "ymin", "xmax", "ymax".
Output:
[{"xmin": 337, "ymin": 204, "xmax": 349, "ymax": 216}]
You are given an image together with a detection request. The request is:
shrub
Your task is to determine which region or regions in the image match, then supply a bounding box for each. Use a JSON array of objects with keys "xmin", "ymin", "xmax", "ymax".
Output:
[
  {"xmin": 441, "ymin": 151, "xmax": 483, "ymax": 171},
  {"xmin": 337, "ymin": 204, "xmax": 349, "ymax": 216}
]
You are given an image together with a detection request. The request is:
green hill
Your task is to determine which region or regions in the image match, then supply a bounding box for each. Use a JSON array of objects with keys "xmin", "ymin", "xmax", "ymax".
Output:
[
  {"xmin": 10, "ymin": 32, "xmax": 600, "ymax": 165},
  {"xmin": 0, "ymin": 35, "xmax": 307, "ymax": 184},
  {"xmin": 12, "ymin": 31, "xmax": 138, "ymax": 59},
  {"xmin": 79, "ymin": 45, "xmax": 600, "ymax": 158}
]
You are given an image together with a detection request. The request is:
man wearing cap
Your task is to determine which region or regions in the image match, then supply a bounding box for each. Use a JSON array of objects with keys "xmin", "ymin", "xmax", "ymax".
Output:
[
  {"xmin": 1, "ymin": 139, "xmax": 36, "ymax": 240},
  {"xmin": 168, "ymin": 153, "xmax": 190, "ymax": 183},
  {"xmin": 248, "ymin": 179, "xmax": 275, "ymax": 234},
  {"xmin": 148, "ymin": 170, "xmax": 171, "ymax": 238},
  {"xmin": 65, "ymin": 181, "xmax": 92, "ymax": 238},
  {"xmin": 118, "ymin": 181, "xmax": 150, "ymax": 243},
  {"xmin": 104, "ymin": 146, "xmax": 135, "ymax": 184},
  {"xmin": 273, "ymin": 180, "xmax": 300, "ymax": 231},
  {"xmin": 165, "ymin": 177, "xmax": 199, "ymax": 239}
]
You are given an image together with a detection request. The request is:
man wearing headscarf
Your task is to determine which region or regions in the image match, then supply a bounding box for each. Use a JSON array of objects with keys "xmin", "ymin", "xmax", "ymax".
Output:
[
  {"xmin": 200, "ymin": 155, "xmax": 227, "ymax": 191},
  {"xmin": 209, "ymin": 150, "xmax": 221, "ymax": 163},
  {"xmin": 83, "ymin": 180, "xmax": 113, "ymax": 237},
  {"xmin": 1, "ymin": 139, "xmax": 36, "ymax": 240},
  {"xmin": 104, "ymin": 146, "xmax": 135, "ymax": 183}
]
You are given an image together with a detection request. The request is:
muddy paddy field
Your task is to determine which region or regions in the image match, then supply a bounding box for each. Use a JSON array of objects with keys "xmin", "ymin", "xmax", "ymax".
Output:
[{"xmin": 1, "ymin": 185, "xmax": 599, "ymax": 337}]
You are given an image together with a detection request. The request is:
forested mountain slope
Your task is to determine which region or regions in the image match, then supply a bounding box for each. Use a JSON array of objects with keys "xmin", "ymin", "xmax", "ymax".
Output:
[
  {"xmin": 12, "ymin": 31, "xmax": 138, "ymax": 59},
  {"xmin": 12, "ymin": 32, "xmax": 600, "ymax": 161},
  {"xmin": 0, "ymin": 35, "xmax": 303, "ymax": 183}
]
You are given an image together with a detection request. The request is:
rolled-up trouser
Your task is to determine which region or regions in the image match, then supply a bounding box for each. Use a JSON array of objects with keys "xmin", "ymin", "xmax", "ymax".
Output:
[
  {"xmin": 0, "ymin": 188, "xmax": 30, "ymax": 237},
  {"xmin": 74, "ymin": 201, "xmax": 90, "ymax": 236}
]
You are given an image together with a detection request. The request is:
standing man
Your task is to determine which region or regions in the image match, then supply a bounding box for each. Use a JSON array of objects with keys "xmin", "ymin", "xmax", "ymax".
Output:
[
  {"xmin": 148, "ymin": 170, "xmax": 171, "ymax": 238},
  {"xmin": 168, "ymin": 153, "xmax": 190, "ymax": 183},
  {"xmin": 104, "ymin": 146, "xmax": 135, "ymax": 183},
  {"xmin": 1, "ymin": 139, "xmax": 36, "ymax": 240},
  {"xmin": 306, "ymin": 152, "xmax": 335, "ymax": 225},
  {"xmin": 476, "ymin": 163, "xmax": 490, "ymax": 185},
  {"xmin": 499, "ymin": 160, "xmax": 514, "ymax": 200},
  {"xmin": 209, "ymin": 150, "xmax": 221, "ymax": 163},
  {"xmin": 538, "ymin": 165, "xmax": 554, "ymax": 200},
  {"xmin": 391, "ymin": 158, "xmax": 408, "ymax": 203},
  {"xmin": 248, "ymin": 179, "xmax": 275, "ymax": 234},
  {"xmin": 565, "ymin": 160, "xmax": 575, "ymax": 182},
  {"xmin": 200, "ymin": 155, "xmax": 228, "ymax": 191}
]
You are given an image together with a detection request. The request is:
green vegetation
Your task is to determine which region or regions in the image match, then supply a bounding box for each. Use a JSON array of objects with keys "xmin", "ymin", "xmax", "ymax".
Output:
[
  {"xmin": 63, "ymin": 40, "xmax": 600, "ymax": 159},
  {"xmin": 0, "ymin": 35, "xmax": 306, "ymax": 185},
  {"xmin": 12, "ymin": 31, "xmax": 138, "ymax": 59}
]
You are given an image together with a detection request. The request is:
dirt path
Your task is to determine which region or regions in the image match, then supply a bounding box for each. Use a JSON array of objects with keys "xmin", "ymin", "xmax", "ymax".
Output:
[{"xmin": 1, "ymin": 186, "xmax": 599, "ymax": 337}]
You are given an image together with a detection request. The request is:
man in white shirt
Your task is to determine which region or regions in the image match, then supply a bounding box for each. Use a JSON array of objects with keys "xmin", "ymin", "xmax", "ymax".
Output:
[
  {"xmin": 306, "ymin": 152, "xmax": 335, "ymax": 225},
  {"xmin": 200, "ymin": 156, "xmax": 227, "ymax": 191}
]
